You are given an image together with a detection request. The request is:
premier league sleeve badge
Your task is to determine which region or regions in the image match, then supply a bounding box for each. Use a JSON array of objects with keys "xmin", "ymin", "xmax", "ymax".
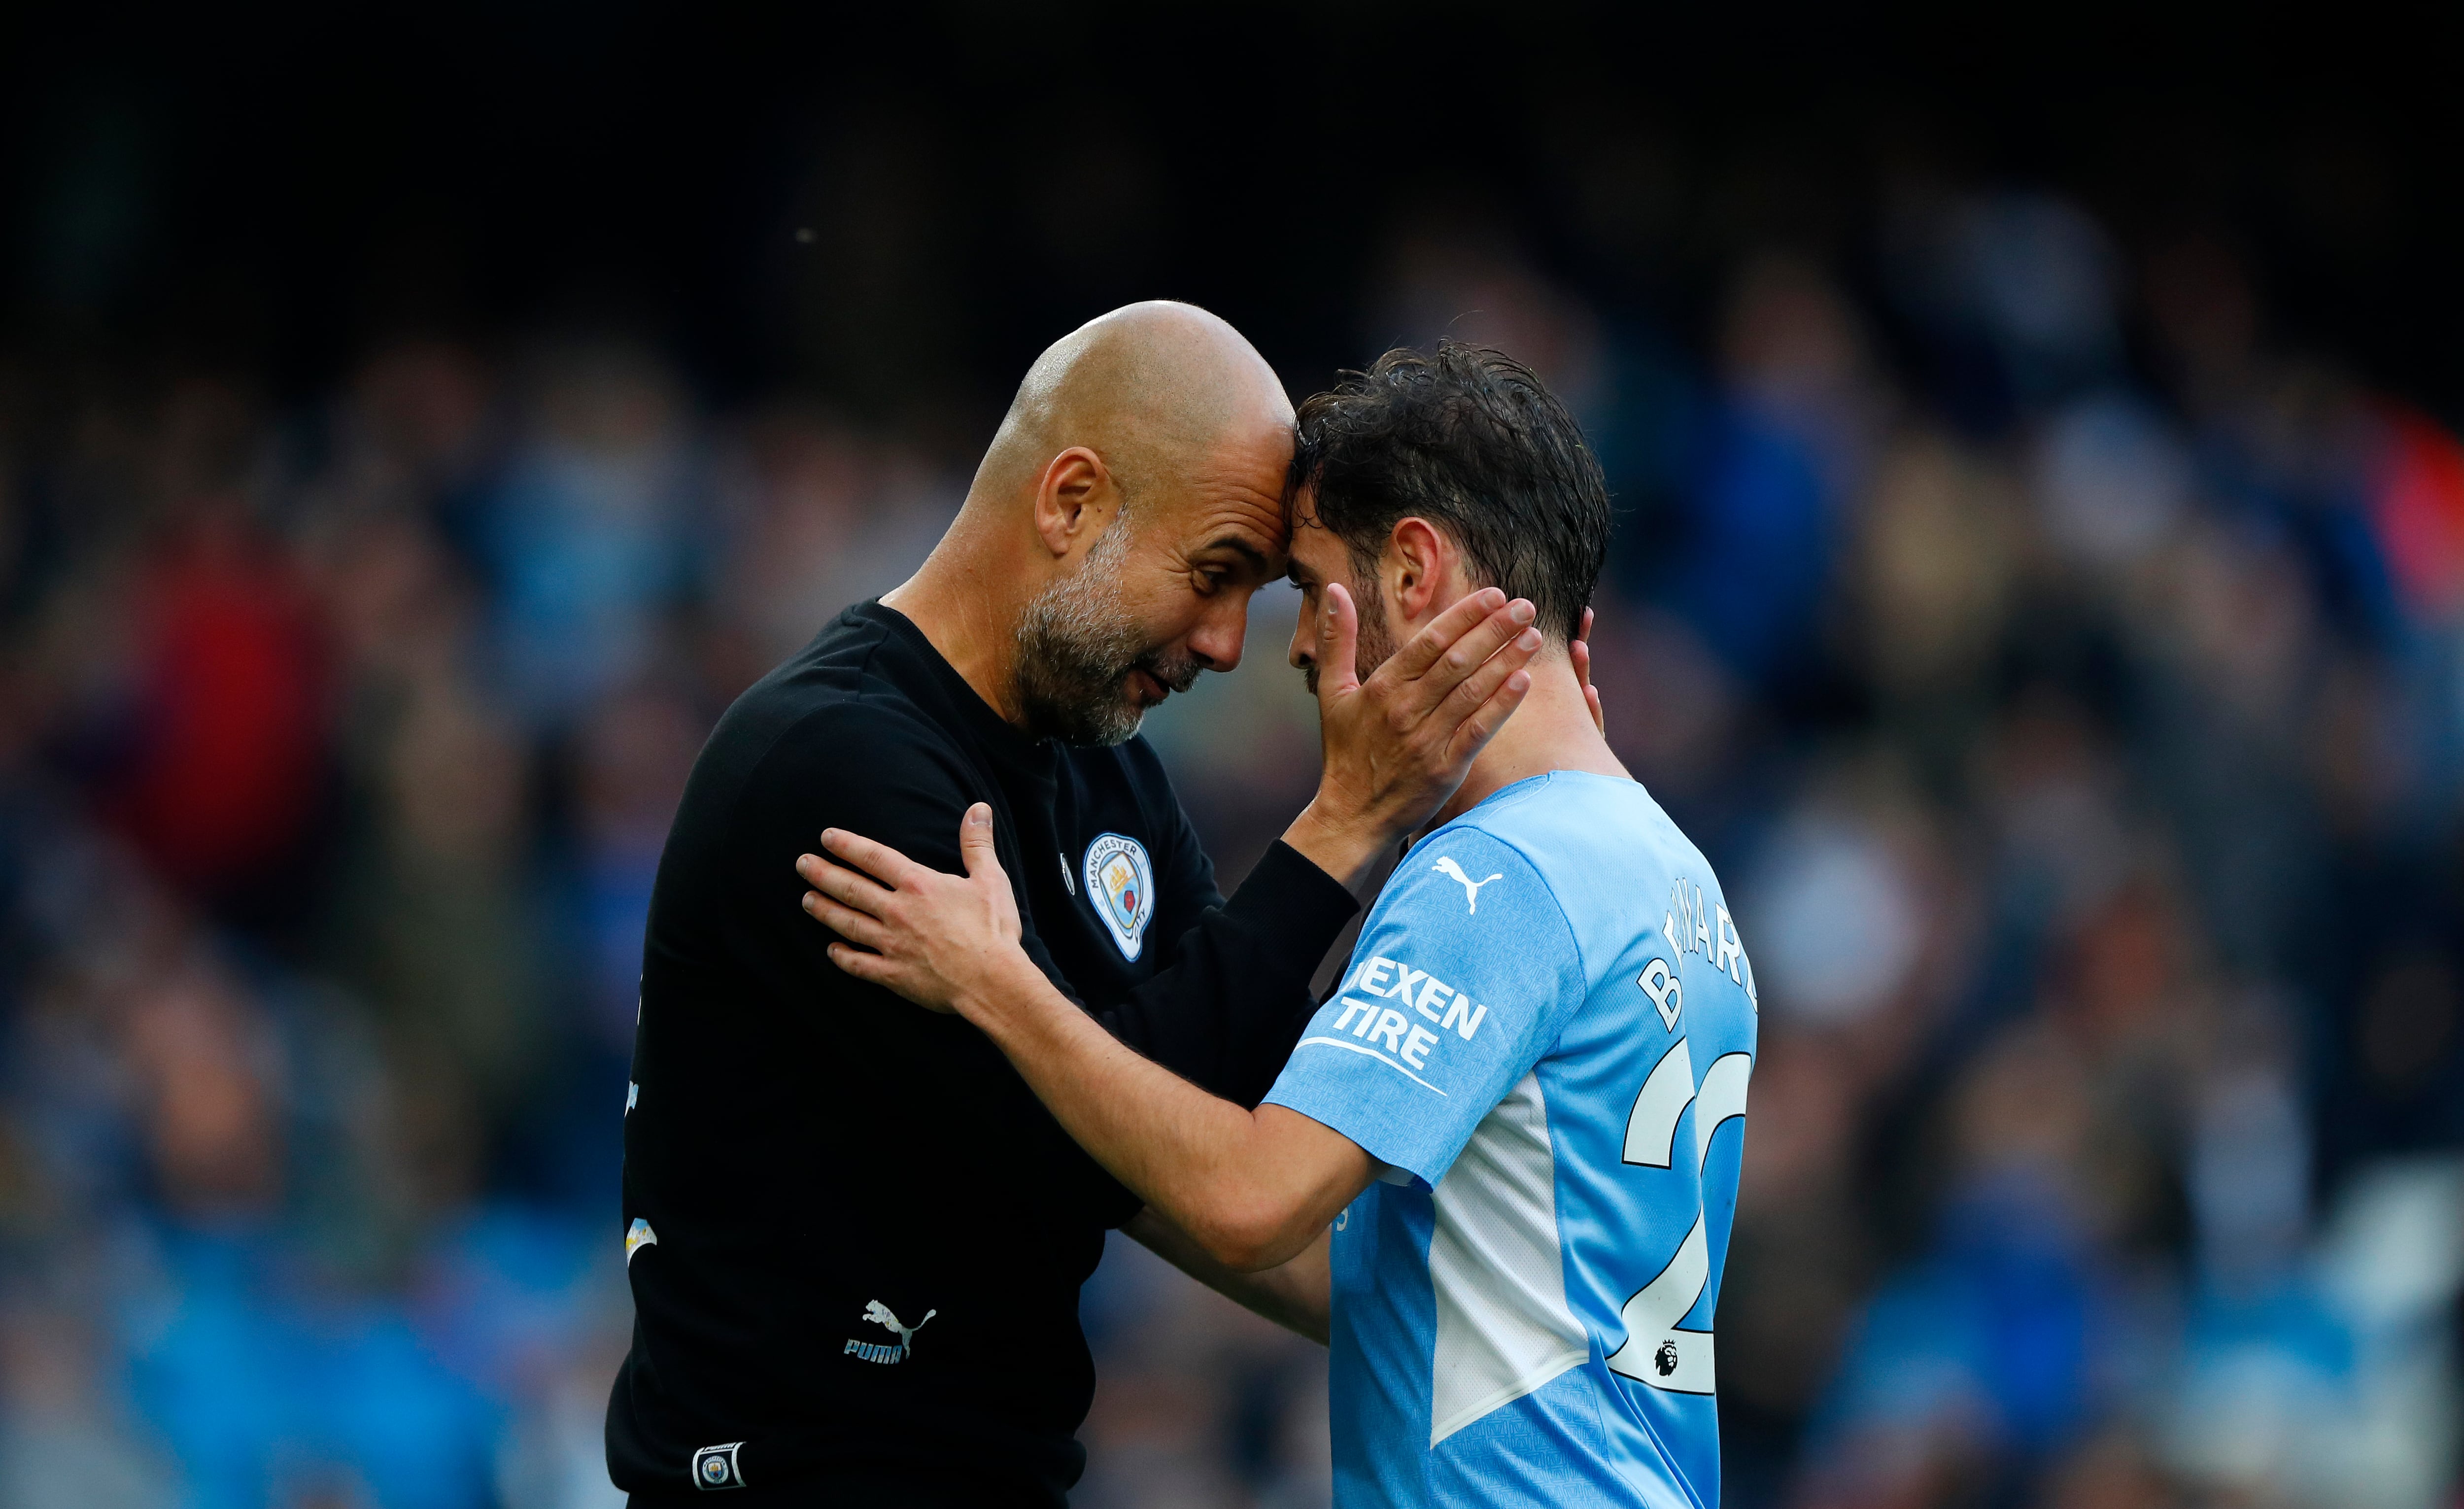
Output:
[{"xmin": 1081, "ymin": 833, "xmax": 1156, "ymax": 960}]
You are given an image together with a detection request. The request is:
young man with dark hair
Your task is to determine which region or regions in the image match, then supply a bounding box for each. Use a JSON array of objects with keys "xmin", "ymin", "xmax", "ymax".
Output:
[{"xmin": 802, "ymin": 343, "xmax": 1760, "ymax": 1508}]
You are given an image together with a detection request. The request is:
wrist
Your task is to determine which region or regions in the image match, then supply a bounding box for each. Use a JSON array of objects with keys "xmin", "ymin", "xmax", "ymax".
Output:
[
  {"xmin": 1282, "ymin": 798, "xmax": 1387, "ymax": 891},
  {"xmin": 955, "ymin": 949, "xmax": 1062, "ymax": 1034}
]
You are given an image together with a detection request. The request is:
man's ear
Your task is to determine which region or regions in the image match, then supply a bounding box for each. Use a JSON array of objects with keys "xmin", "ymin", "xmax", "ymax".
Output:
[
  {"xmin": 1383, "ymin": 516, "xmax": 1459, "ymax": 626},
  {"xmin": 1032, "ymin": 446, "xmax": 1118, "ymax": 560}
]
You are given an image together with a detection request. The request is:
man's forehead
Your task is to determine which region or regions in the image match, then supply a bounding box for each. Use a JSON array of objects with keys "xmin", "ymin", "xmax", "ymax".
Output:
[
  {"xmin": 1173, "ymin": 458, "xmax": 1292, "ymax": 557},
  {"xmin": 1282, "ymin": 486, "xmax": 1345, "ymax": 577}
]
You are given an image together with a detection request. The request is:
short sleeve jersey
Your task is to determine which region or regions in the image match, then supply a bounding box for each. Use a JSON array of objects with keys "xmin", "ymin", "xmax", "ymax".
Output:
[{"xmin": 1263, "ymin": 772, "xmax": 1759, "ymax": 1509}]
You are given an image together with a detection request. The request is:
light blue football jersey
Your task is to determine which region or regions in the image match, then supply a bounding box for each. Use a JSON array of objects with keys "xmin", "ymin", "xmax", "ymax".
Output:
[{"xmin": 1263, "ymin": 771, "xmax": 1757, "ymax": 1509}]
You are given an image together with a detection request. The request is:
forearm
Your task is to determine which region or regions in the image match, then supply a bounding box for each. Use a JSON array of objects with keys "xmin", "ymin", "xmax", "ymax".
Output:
[
  {"xmin": 1099, "ymin": 840, "xmax": 1358, "ymax": 1108},
  {"xmin": 799, "ymin": 806, "xmax": 1372, "ymax": 1267},
  {"xmin": 963, "ymin": 959, "xmax": 1345, "ymax": 1269},
  {"xmin": 1125, "ymin": 1208, "xmax": 1330, "ymax": 1345}
]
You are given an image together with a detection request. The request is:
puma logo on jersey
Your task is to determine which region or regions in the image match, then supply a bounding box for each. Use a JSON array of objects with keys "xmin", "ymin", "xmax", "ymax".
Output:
[
  {"xmin": 1433, "ymin": 856, "xmax": 1503, "ymax": 913},
  {"xmin": 844, "ymin": 1300, "xmax": 936, "ymax": 1364}
]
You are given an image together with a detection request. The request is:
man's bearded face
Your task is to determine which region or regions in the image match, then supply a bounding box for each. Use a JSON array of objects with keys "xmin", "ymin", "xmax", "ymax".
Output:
[
  {"xmin": 1300, "ymin": 553, "xmax": 1400, "ymax": 698},
  {"xmin": 1015, "ymin": 513, "xmax": 1203, "ymax": 746}
]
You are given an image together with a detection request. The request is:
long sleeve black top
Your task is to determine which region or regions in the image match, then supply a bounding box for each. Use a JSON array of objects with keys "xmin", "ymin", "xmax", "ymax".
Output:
[{"xmin": 607, "ymin": 601, "xmax": 1359, "ymax": 1504}]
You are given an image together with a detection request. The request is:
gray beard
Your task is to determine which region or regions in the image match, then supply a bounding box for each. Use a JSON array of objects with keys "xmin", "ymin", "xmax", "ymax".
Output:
[{"xmin": 1014, "ymin": 517, "xmax": 1200, "ymax": 746}]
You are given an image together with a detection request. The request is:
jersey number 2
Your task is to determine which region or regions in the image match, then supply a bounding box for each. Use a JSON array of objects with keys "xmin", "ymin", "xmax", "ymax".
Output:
[{"xmin": 1606, "ymin": 1037, "xmax": 1748, "ymax": 1394}]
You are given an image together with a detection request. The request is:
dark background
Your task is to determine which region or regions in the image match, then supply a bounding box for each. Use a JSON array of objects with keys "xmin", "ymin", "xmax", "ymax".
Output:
[{"xmin": 8, "ymin": 6, "xmax": 2464, "ymax": 413}]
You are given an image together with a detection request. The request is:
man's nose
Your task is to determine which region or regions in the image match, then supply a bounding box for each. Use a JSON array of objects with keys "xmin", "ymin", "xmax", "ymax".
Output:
[{"xmin": 1189, "ymin": 596, "xmax": 1248, "ymax": 673}]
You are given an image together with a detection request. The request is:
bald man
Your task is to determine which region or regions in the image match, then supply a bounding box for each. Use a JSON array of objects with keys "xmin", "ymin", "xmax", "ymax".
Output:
[{"xmin": 607, "ymin": 305, "xmax": 1547, "ymax": 1504}]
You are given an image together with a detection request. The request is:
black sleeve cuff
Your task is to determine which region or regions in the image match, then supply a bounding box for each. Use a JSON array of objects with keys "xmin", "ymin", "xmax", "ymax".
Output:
[{"xmin": 1220, "ymin": 839, "xmax": 1362, "ymax": 969}]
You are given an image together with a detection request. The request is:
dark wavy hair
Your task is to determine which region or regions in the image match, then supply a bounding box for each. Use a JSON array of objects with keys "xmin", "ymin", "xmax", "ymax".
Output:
[{"xmin": 1287, "ymin": 341, "xmax": 1611, "ymax": 641}]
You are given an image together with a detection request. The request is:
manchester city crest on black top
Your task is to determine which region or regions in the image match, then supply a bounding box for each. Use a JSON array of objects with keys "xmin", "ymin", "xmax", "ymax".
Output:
[
  {"xmin": 692, "ymin": 1441, "xmax": 745, "ymax": 1490},
  {"xmin": 1082, "ymin": 833, "xmax": 1155, "ymax": 960}
]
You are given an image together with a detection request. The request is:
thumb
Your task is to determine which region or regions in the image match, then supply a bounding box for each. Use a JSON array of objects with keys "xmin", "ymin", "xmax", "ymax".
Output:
[
  {"xmin": 958, "ymin": 803, "xmax": 997, "ymax": 878},
  {"xmin": 1317, "ymin": 582, "xmax": 1361, "ymax": 703}
]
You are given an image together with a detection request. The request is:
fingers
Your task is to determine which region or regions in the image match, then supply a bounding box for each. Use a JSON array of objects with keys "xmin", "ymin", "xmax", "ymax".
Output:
[
  {"xmin": 1443, "ymin": 661, "xmax": 1536, "ymax": 769},
  {"xmin": 827, "ymin": 941, "xmax": 960, "ymax": 1015},
  {"xmin": 802, "ymin": 888, "xmax": 891, "ymax": 951},
  {"xmin": 818, "ymin": 827, "xmax": 927, "ymax": 888},
  {"xmin": 1313, "ymin": 582, "xmax": 1361, "ymax": 702},
  {"xmin": 797, "ymin": 852, "xmax": 894, "ymax": 916},
  {"xmin": 826, "ymin": 941, "xmax": 895, "ymax": 986},
  {"xmin": 1381, "ymin": 587, "xmax": 1509, "ymax": 683},
  {"xmin": 1430, "ymin": 622, "xmax": 1544, "ymax": 730},
  {"xmin": 1383, "ymin": 598, "xmax": 1537, "ymax": 720},
  {"xmin": 958, "ymin": 803, "xmax": 999, "ymax": 880},
  {"xmin": 1569, "ymin": 612, "xmax": 1605, "ymax": 736}
]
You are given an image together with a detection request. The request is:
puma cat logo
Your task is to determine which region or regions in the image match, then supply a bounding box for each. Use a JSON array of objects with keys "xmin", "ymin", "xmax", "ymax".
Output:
[
  {"xmin": 845, "ymin": 1300, "xmax": 936, "ymax": 1365},
  {"xmin": 1433, "ymin": 856, "xmax": 1503, "ymax": 914}
]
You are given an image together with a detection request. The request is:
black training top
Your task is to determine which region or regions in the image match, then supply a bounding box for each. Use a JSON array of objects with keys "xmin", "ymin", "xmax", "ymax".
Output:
[{"xmin": 606, "ymin": 601, "xmax": 1359, "ymax": 1504}]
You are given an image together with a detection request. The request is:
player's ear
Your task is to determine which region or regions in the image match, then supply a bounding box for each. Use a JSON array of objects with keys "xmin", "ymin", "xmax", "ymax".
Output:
[
  {"xmin": 1385, "ymin": 517, "xmax": 1452, "ymax": 625},
  {"xmin": 1033, "ymin": 447, "xmax": 1115, "ymax": 559}
]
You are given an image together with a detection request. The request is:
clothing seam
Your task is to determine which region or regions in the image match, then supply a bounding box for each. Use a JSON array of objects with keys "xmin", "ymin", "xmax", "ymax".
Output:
[
  {"xmin": 1440, "ymin": 783, "xmax": 1709, "ymax": 1504},
  {"xmin": 1426, "ymin": 1346, "xmax": 1590, "ymax": 1446},
  {"xmin": 1339, "ymin": 804, "xmax": 1591, "ymax": 1188},
  {"xmin": 1426, "ymin": 1067, "xmax": 1589, "ymax": 1447},
  {"xmin": 1582, "ymin": 1342, "xmax": 1712, "ymax": 1509},
  {"xmin": 722, "ymin": 691, "xmax": 961, "ymax": 851},
  {"xmin": 710, "ymin": 618, "xmax": 891, "ymax": 848},
  {"xmin": 726, "ymin": 607, "xmax": 1005, "ymax": 837},
  {"xmin": 1427, "ymin": 812, "xmax": 1592, "ymax": 1066}
]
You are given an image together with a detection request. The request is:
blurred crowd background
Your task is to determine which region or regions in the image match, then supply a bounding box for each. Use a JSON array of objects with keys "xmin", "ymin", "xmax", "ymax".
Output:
[{"xmin": 0, "ymin": 7, "xmax": 2461, "ymax": 1508}]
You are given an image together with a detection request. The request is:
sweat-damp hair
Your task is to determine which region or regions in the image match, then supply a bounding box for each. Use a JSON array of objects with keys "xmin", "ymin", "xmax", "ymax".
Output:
[{"xmin": 1287, "ymin": 341, "xmax": 1611, "ymax": 641}]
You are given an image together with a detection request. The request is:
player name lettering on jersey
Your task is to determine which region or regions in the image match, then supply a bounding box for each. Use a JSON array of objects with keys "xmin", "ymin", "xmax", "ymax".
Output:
[{"xmin": 1663, "ymin": 877, "xmax": 1757, "ymax": 1004}]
